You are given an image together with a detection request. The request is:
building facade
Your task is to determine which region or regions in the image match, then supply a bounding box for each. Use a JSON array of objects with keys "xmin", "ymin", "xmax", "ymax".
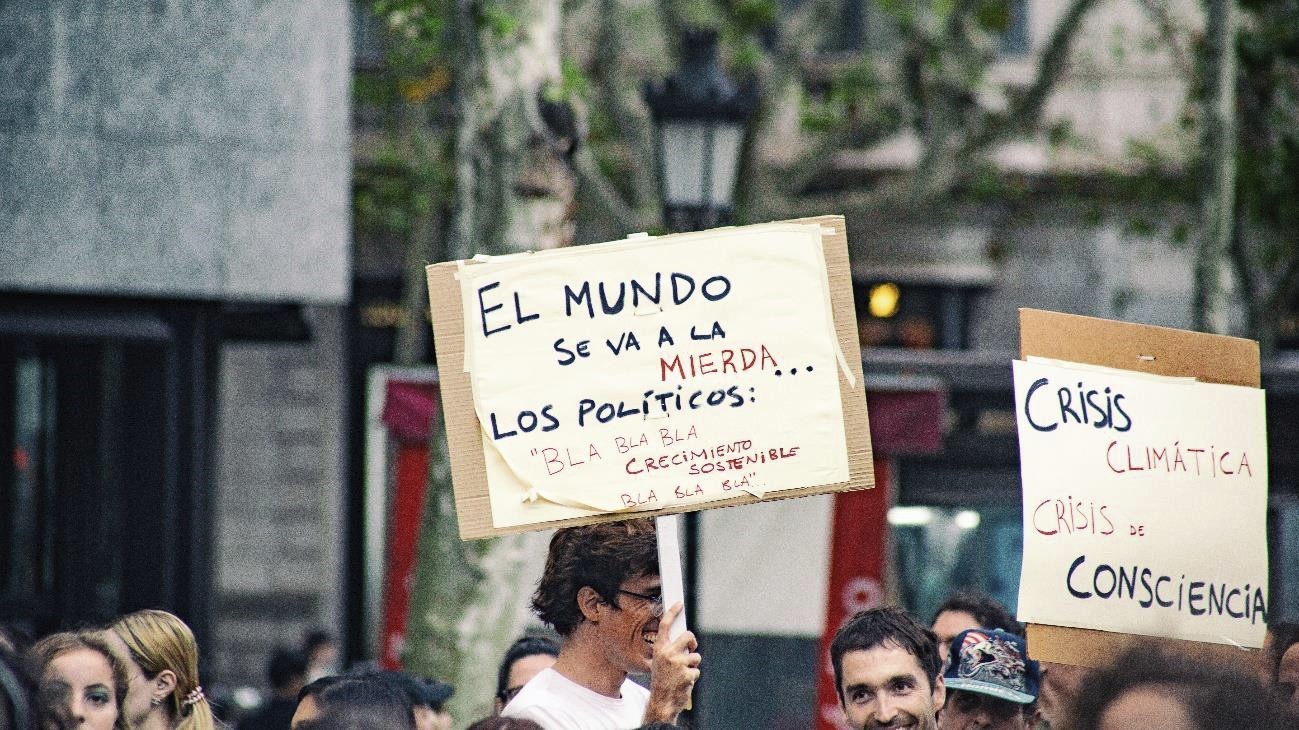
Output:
[{"xmin": 0, "ymin": 0, "xmax": 352, "ymax": 697}]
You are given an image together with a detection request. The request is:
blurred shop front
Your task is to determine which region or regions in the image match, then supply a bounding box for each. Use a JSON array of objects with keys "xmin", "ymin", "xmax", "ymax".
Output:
[{"xmin": 0, "ymin": 297, "xmax": 218, "ymax": 640}]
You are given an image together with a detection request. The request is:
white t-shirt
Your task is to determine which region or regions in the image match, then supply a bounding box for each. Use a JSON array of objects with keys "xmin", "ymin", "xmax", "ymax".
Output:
[{"xmin": 501, "ymin": 667, "xmax": 650, "ymax": 729}]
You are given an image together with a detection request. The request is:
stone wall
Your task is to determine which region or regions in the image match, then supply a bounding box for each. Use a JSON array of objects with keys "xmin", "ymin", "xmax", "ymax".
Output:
[
  {"xmin": 213, "ymin": 305, "xmax": 348, "ymax": 689},
  {"xmin": 0, "ymin": 1, "xmax": 352, "ymax": 304}
]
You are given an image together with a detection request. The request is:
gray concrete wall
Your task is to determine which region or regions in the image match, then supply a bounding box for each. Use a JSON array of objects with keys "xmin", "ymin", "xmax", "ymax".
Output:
[
  {"xmin": 213, "ymin": 305, "xmax": 348, "ymax": 689},
  {"xmin": 0, "ymin": 1, "xmax": 352, "ymax": 304}
]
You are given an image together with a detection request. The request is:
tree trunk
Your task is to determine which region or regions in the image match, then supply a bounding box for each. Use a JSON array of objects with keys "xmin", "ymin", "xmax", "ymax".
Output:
[
  {"xmin": 1193, "ymin": 0, "xmax": 1237, "ymax": 334},
  {"xmin": 404, "ymin": 0, "xmax": 575, "ymax": 720}
]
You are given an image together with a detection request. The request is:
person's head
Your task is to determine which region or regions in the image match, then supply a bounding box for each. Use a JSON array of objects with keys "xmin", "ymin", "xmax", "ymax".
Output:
[
  {"xmin": 267, "ymin": 648, "xmax": 309, "ymax": 697},
  {"xmin": 1069, "ymin": 643, "xmax": 1294, "ymax": 730},
  {"xmin": 532, "ymin": 519, "xmax": 660, "ymax": 674},
  {"xmin": 931, "ymin": 590, "xmax": 1020, "ymax": 664},
  {"xmin": 830, "ymin": 606, "xmax": 945, "ymax": 730},
  {"xmin": 939, "ymin": 629, "xmax": 1039, "ymax": 730},
  {"xmin": 465, "ymin": 717, "xmax": 544, "ymax": 730},
  {"xmin": 0, "ymin": 645, "xmax": 37, "ymax": 730},
  {"xmin": 353, "ymin": 672, "xmax": 452, "ymax": 730},
  {"xmin": 300, "ymin": 631, "xmax": 338, "ymax": 680},
  {"xmin": 493, "ymin": 636, "xmax": 559, "ymax": 712},
  {"xmin": 293, "ymin": 675, "xmax": 342, "ymax": 728},
  {"xmin": 1036, "ymin": 660, "xmax": 1088, "ymax": 728},
  {"xmin": 290, "ymin": 676, "xmax": 415, "ymax": 730},
  {"xmin": 107, "ymin": 609, "xmax": 211, "ymax": 730},
  {"xmin": 1263, "ymin": 622, "xmax": 1299, "ymax": 714},
  {"xmin": 30, "ymin": 632, "xmax": 129, "ymax": 730}
]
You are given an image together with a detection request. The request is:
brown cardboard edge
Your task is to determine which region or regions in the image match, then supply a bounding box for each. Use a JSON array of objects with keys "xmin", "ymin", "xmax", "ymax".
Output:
[
  {"xmin": 1019, "ymin": 309, "xmax": 1262, "ymax": 667},
  {"xmin": 426, "ymin": 214, "xmax": 874, "ymax": 539},
  {"xmin": 1018, "ymin": 308, "xmax": 1259, "ymax": 387},
  {"xmin": 1026, "ymin": 624, "xmax": 1259, "ymax": 672}
]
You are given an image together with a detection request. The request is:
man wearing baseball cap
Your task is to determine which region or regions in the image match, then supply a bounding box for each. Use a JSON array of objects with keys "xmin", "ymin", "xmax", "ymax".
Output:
[{"xmin": 939, "ymin": 629, "xmax": 1041, "ymax": 730}]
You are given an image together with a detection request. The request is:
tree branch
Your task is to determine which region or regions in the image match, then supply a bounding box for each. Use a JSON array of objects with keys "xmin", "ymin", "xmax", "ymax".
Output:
[
  {"xmin": 1135, "ymin": 0, "xmax": 1194, "ymax": 77},
  {"xmin": 573, "ymin": 145, "xmax": 652, "ymax": 231},
  {"xmin": 965, "ymin": 0, "xmax": 1102, "ymax": 153}
]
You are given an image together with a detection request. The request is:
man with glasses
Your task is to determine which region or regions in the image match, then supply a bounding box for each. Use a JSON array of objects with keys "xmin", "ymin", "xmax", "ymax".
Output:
[
  {"xmin": 501, "ymin": 518, "xmax": 700, "ymax": 729},
  {"xmin": 938, "ymin": 629, "xmax": 1041, "ymax": 730}
]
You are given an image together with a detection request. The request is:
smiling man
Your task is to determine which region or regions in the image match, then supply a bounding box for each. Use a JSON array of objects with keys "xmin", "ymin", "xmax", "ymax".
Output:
[
  {"xmin": 831, "ymin": 607, "xmax": 945, "ymax": 730},
  {"xmin": 501, "ymin": 518, "xmax": 700, "ymax": 729}
]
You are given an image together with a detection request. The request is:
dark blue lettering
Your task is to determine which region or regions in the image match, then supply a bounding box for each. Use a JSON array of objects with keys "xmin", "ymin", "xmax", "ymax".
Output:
[
  {"xmin": 478, "ymin": 282, "xmax": 510, "ymax": 337},
  {"xmin": 1067, "ymin": 555, "xmax": 1091, "ymax": 598},
  {"xmin": 670, "ymin": 273, "xmax": 696, "ymax": 304},
  {"xmin": 1025, "ymin": 378, "xmax": 1058, "ymax": 432},
  {"xmin": 1188, "ymin": 581, "xmax": 1206, "ymax": 615},
  {"xmin": 701, "ymin": 275, "xmax": 732, "ymax": 301},
  {"xmin": 565, "ymin": 282, "xmax": 595, "ymax": 318}
]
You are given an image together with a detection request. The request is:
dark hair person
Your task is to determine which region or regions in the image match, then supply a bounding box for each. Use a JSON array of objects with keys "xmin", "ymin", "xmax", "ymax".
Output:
[
  {"xmin": 291, "ymin": 676, "xmax": 415, "ymax": 730},
  {"xmin": 465, "ymin": 718, "xmax": 544, "ymax": 730},
  {"xmin": 931, "ymin": 588, "xmax": 1021, "ymax": 663},
  {"xmin": 30, "ymin": 632, "xmax": 130, "ymax": 730},
  {"xmin": 0, "ymin": 645, "xmax": 37, "ymax": 730},
  {"xmin": 1262, "ymin": 621, "xmax": 1299, "ymax": 714},
  {"xmin": 1067, "ymin": 643, "xmax": 1296, "ymax": 730},
  {"xmin": 531, "ymin": 519, "xmax": 659, "ymax": 636},
  {"xmin": 829, "ymin": 606, "xmax": 945, "ymax": 730},
  {"xmin": 493, "ymin": 637, "xmax": 559, "ymax": 712}
]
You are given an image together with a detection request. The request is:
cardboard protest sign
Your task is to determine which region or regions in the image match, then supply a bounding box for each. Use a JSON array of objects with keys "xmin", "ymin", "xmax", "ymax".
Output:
[
  {"xmin": 426, "ymin": 216, "xmax": 872, "ymax": 539},
  {"xmin": 1016, "ymin": 309, "xmax": 1267, "ymax": 666}
]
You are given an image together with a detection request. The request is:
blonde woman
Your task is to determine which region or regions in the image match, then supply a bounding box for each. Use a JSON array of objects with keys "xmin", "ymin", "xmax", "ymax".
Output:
[
  {"xmin": 106, "ymin": 610, "xmax": 214, "ymax": 730},
  {"xmin": 30, "ymin": 631, "xmax": 131, "ymax": 730}
]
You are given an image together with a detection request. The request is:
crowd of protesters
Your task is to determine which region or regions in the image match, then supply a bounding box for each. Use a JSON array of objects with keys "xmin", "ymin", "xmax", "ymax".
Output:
[{"xmin": 1, "ymin": 517, "xmax": 1296, "ymax": 729}]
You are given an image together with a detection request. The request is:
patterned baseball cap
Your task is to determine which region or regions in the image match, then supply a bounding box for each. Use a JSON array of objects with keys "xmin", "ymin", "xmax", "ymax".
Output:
[{"xmin": 941, "ymin": 628, "xmax": 1040, "ymax": 704}]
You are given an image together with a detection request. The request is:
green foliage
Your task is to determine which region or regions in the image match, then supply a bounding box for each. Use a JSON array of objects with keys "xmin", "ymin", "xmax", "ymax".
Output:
[
  {"xmin": 974, "ymin": 0, "xmax": 1011, "ymax": 34},
  {"xmin": 374, "ymin": 0, "xmax": 453, "ymax": 74},
  {"xmin": 478, "ymin": 4, "xmax": 522, "ymax": 37},
  {"xmin": 730, "ymin": 0, "xmax": 777, "ymax": 33},
  {"xmin": 798, "ymin": 57, "xmax": 900, "ymax": 142},
  {"xmin": 544, "ymin": 58, "xmax": 591, "ymax": 103}
]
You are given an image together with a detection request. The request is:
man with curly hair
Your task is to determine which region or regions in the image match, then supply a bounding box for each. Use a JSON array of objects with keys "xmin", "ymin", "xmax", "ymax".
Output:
[{"xmin": 501, "ymin": 518, "xmax": 700, "ymax": 729}]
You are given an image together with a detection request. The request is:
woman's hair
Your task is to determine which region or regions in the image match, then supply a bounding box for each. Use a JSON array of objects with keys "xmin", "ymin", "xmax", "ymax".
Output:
[
  {"xmin": 109, "ymin": 610, "xmax": 212, "ymax": 730},
  {"xmin": 29, "ymin": 631, "xmax": 131, "ymax": 730}
]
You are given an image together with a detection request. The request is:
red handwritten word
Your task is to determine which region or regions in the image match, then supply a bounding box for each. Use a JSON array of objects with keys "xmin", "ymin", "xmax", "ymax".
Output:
[
  {"xmin": 660, "ymin": 346, "xmax": 778, "ymax": 382},
  {"xmin": 624, "ymin": 440, "xmax": 754, "ymax": 475},
  {"xmin": 1105, "ymin": 441, "xmax": 1253, "ymax": 477},
  {"xmin": 1032, "ymin": 497, "xmax": 1115, "ymax": 536},
  {"xmin": 688, "ymin": 446, "xmax": 800, "ymax": 474}
]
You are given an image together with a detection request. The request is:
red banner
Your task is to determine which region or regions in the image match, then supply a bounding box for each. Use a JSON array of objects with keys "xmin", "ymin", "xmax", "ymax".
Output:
[
  {"xmin": 814, "ymin": 457, "xmax": 892, "ymax": 730},
  {"xmin": 378, "ymin": 442, "xmax": 430, "ymax": 670},
  {"xmin": 377, "ymin": 379, "xmax": 440, "ymax": 670}
]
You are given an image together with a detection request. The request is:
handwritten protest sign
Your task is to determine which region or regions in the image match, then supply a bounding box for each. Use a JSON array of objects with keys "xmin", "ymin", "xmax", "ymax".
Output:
[
  {"xmin": 1013, "ymin": 356, "xmax": 1269, "ymax": 649},
  {"xmin": 427, "ymin": 216, "xmax": 872, "ymax": 539}
]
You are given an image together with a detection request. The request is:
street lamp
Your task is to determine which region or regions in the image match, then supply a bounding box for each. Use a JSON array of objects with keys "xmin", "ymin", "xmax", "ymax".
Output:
[{"xmin": 644, "ymin": 29, "xmax": 759, "ymax": 232}]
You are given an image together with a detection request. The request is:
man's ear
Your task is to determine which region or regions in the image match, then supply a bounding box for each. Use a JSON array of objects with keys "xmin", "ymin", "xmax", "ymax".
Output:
[
  {"xmin": 931, "ymin": 675, "xmax": 946, "ymax": 710},
  {"xmin": 154, "ymin": 669, "xmax": 178, "ymax": 703},
  {"xmin": 576, "ymin": 586, "xmax": 605, "ymax": 623}
]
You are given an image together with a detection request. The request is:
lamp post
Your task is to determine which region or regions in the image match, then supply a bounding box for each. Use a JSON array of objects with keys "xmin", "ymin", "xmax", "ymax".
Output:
[
  {"xmin": 644, "ymin": 29, "xmax": 759, "ymax": 232},
  {"xmin": 643, "ymin": 30, "xmax": 759, "ymax": 666}
]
